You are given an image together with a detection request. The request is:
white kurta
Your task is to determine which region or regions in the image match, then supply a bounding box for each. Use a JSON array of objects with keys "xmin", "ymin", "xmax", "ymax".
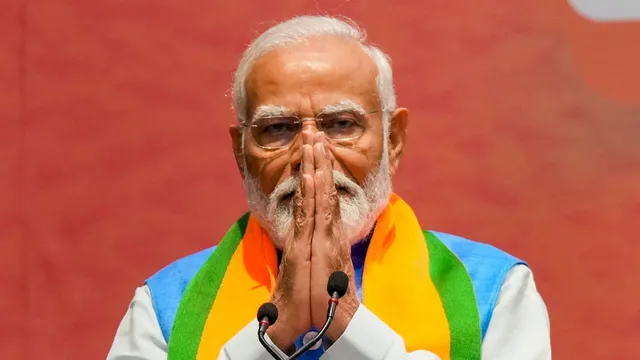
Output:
[{"xmin": 106, "ymin": 264, "xmax": 551, "ymax": 359}]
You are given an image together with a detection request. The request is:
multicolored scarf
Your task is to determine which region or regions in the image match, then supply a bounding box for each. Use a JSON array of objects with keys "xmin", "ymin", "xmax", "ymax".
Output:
[{"xmin": 167, "ymin": 193, "xmax": 482, "ymax": 360}]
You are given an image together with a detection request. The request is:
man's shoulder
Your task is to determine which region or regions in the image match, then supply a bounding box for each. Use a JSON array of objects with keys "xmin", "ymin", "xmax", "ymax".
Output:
[
  {"xmin": 426, "ymin": 230, "xmax": 524, "ymax": 264},
  {"xmin": 146, "ymin": 246, "xmax": 217, "ymax": 285},
  {"xmin": 424, "ymin": 230, "xmax": 528, "ymax": 301},
  {"xmin": 426, "ymin": 230, "xmax": 528, "ymax": 338},
  {"xmin": 143, "ymin": 247, "xmax": 217, "ymax": 342}
]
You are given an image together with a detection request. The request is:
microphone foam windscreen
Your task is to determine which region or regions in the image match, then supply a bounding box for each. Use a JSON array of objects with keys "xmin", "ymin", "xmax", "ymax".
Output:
[
  {"xmin": 256, "ymin": 302, "xmax": 279, "ymax": 325},
  {"xmin": 327, "ymin": 271, "xmax": 349, "ymax": 298}
]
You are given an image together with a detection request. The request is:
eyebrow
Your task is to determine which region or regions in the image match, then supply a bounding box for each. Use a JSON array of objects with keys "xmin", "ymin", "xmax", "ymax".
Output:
[
  {"xmin": 251, "ymin": 99, "xmax": 367, "ymax": 123},
  {"xmin": 319, "ymin": 100, "xmax": 366, "ymax": 116},
  {"xmin": 251, "ymin": 105, "xmax": 293, "ymax": 123}
]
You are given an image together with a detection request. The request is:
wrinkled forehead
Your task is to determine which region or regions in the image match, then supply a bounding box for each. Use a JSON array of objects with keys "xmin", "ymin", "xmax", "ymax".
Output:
[{"xmin": 244, "ymin": 36, "xmax": 380, "ymax": 118}]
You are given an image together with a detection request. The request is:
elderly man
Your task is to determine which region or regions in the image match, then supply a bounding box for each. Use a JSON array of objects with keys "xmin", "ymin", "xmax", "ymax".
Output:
[{"xmin": 107, "ymin": 15, "xmax": 551, "ymax": 360}]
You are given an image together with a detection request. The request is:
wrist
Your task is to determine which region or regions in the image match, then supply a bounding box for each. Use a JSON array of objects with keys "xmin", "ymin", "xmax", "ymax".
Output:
[
  {"xmin": 266, "ymin": 324, "xmax": 297, "ymax": 354},
  {"xmin": 267, "ymin": 296, "xmax": 303, "ymax": 353},
  {"xmin": 326, "ymin": 294, "xmax": 359, "ymax": 342}
]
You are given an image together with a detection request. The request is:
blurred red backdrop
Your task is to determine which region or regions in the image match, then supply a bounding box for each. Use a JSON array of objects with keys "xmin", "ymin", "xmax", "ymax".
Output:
[{"xmin": 1, "ymin": 0, "xmax": 639, "ymax": 359}]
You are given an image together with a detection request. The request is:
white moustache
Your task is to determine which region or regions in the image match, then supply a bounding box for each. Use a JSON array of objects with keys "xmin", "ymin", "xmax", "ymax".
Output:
[
  {"xmin": 244, "ymin": 156, "xmax": 391, "ymax": 248},
  {"xmin": 269, "ymin": 171, "xmax": 364, "ymax": 203}
]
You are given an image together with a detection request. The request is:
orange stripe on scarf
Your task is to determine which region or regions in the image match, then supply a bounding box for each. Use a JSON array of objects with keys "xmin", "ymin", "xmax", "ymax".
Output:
[
  {"xmin": 196, "ymin": 217, "xmax": 278, "ymax": 360},
  {"xmin": 363, "ymin": 194, "xmax": 451, "ymax": 358}
]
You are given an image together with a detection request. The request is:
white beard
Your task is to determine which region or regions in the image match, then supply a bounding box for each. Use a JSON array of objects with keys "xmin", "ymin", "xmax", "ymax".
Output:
[{"xmin": 243, "ymin": 152, "xmax": 392, "ymax": 249}]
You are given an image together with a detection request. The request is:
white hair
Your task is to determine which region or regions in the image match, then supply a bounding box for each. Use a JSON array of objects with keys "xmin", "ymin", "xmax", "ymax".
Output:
[{"xmin": 232, "ymin": 15, "xmax": 397, "ymax": 134}]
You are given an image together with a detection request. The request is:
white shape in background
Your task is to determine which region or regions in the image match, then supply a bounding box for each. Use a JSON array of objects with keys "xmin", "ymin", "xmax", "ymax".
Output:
[{"xmin": 568, "ymin": 0, "xmax": 640, "ymax": 22}]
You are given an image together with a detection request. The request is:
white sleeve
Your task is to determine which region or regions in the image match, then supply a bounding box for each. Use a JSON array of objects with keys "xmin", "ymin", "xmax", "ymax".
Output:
[
  {"xmin": 481, "ymin": 264, "xmax": 552, "ymax": 360},
  {"xmin": 106, "ymin": 286, "xmax": 168, "ymax": 360},
  {"xmin": 322, "ymin": 264, "xmax": 551, "ymax": 360},
  {"xmin": 218, "ymin": 320, "xmax": 289, "ymax": 360},
  {"xmin": 321, "ymin": 304, "xmax": 440, "ymax": 360},
  {"xmin": 105, "ymin": 285, "xmax": 287, "ymax": 360}
]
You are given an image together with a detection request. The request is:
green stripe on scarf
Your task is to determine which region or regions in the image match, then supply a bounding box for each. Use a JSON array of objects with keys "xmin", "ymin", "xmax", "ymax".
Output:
[
  {"xmin": 424, "ymin": 230, "xmax": 482, "ymax": 360},
  {"xmin": 167, "ymin": 213, "xmax": 250, "ymax": 360}
]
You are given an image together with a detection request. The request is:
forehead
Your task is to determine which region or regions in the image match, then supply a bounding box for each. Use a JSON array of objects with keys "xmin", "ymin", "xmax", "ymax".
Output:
[{"xmin": 245, "ymin": 36, "xmax": 379, "ymax": 114}]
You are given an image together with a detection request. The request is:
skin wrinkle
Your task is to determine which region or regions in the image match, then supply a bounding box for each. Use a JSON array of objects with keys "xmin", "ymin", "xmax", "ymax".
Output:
[{"xmin": 229, "ymin": 34, "xmax": 409, "ymax": 349}]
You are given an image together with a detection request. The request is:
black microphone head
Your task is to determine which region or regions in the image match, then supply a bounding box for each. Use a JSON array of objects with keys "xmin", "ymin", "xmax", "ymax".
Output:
[
  {"xmin": 327, "ymin": 271, "xmax": 349, "ymax": 298},
  {"xmin": 257, "ymin": 302, "xmax": 278, "ymax": 325}
]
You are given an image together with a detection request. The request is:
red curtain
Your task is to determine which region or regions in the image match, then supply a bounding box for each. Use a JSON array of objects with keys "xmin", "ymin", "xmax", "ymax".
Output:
[{"xmin": 1, "ymin": 0, "xmax": 639, "ymax": 359}]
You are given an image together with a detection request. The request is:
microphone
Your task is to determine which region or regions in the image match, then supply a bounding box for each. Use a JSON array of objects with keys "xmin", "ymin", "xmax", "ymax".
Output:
[
  {"xmin": 288, "ymin": 271, "xmax": 349, "ymax": 360},
  {"xmin": 257, "ymin": 303, "xmax": 286, "ymax": 360},
  {"xmin": 257, "ymin": 271, "xmax": 350, "ymax": 360}
]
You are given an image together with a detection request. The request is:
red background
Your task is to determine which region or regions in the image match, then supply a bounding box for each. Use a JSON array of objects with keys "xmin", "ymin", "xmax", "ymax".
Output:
[{"xmin": 1, "ymin": 0, "xmax": 639, "ymax": 359}]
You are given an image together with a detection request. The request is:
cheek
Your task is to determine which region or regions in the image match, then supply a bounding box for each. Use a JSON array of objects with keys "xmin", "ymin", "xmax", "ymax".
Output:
[
  {"xmin": 336, "ymin": 122, "xmax": 386, "ymax": 182},
  {"xmin": 331, "ymin": 141, "xmax": 383, "ymax": 184},
  {"xmin": 244, "ymin": 145, "xmax": 297, "ymax": 195}
]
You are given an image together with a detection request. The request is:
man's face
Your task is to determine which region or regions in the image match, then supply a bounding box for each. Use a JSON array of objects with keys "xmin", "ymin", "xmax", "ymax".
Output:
[{"xmin": 230, "ymin": 36, "xmax": 407, "ymax": 247}]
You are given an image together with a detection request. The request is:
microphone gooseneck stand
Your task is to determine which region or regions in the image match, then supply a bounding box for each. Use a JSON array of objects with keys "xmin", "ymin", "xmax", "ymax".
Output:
[{"xmin": 256, "ymin": 271, "xmax": 350, "ymax": 360}]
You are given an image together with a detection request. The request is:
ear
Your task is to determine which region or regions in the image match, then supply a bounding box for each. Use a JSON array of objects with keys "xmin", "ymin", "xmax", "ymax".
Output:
[
  {"xmin": 229, "ymin": 125, "xmax": 246, "ymax": 179},
  {"xmin": 387, "ymin": 107, "xmax": 408, "ymax": 177}
]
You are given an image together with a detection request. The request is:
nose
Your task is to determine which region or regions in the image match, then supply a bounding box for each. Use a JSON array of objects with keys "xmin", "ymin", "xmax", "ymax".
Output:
[{"xmin": 300, "ymin": 117, "xmax": 319, "ymax": 132}]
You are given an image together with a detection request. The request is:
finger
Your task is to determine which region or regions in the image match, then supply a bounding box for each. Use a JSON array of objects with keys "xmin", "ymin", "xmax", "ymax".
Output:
[
  {"xmin": 301, "ymin": 173, "xmax": 316, "ymax": 240},
  {"xmin": 312, "ymin": 132, "xmax": 332, "ymax": 182},
  {"xmin": 325, "ymin": 141, "xmax": 337, "ymax": 166},
  {"xmin": 293, "ymin": 128, "xmax": 315, "ymax": 236},
  {"xmin": 313, "ymin": 170, "xmax": 344, "ymax": 261},
  {"xmin": 312, "ymin": 133, "xmax": 326, "ymax": 168},
  {"xmin": 312, "ymin": 130, "xmax": 325, "ymax": 151},
  {"xmin": 293, "ymin": 173, "xmax": 315, "ymax": 242},
  {"xmin": 313, "ymin": 170, "xmax": 330, "ymax": 231},
  {"xmin": 302, "ymin": 143, "xmax": 314, "ymax": 185},
  {"xmin": 312, "ymin": 132, "xmax": 330, "ymax": 228},
  {"xmin": 301, "ymin": 129, "xmax": 314, "ymax": 190},
  {"xmin": 312, "ymin": 134, "xmax": 338, "ymax": 216},
  {"xmin": 303, "ymin": 128, "xmax": 314, "ymax": 144}
]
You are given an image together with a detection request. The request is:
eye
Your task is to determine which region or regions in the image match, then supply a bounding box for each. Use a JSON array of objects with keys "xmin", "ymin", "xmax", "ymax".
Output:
[
  {"xmin": 263, "ymin": 123, "xmax": 295, "ymax": 134},
  {"xmin": 318, "ymin": 112, "xmax": 365, "ymax": 141},
  {"xmin": 257, "ymin": 118, "xmax": 298, "ymax": 135},
  {"xmin": 322, "ymin": 113, "xmax": 360, "ymax": 130},
  {"xmin": 330, "ymin": 118, "xmax": 356, "ymax": 129}
]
